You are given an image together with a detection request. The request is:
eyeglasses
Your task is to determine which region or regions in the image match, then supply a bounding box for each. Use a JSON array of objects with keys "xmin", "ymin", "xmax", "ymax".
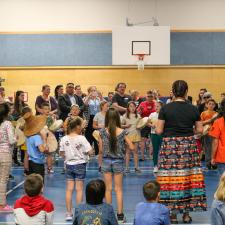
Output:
[
  {"xmin": 203, "ymin": 96, "xmax": 210, "ymax": 99},
  {"xmin": 147, "ymin": 95, "xmax": 153, "ymax": 98}
]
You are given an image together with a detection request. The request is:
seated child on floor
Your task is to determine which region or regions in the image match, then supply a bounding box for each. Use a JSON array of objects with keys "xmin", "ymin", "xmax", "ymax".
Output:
[
  {"xmin": 211, "ymin": 172, "xmax": 225, "ymax": 225},
  {"xmin": 14, "ymin": 174, "xmax": 54, "ymax": 225},
  {"xmin": 73, "ymin": 179, "xmax": 118, "ymax": 225},
  {"xmin": 134, "ymin": 180, "xmax": 170, "ymax": 225}
]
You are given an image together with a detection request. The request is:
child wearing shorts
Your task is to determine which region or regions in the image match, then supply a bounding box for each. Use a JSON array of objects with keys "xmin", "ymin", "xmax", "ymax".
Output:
[
  {"xmin": 60, "ymin": 117, "xmax": 93, "ymax": 221},
  {"xmin": 98, "ymin": 108, "xmax": 134, "ymax": 223}
]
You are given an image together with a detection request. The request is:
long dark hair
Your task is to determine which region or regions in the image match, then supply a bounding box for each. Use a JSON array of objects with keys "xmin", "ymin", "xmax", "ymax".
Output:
[
  {"xmin": 54, "ymin": 85, "xmax": 63, "ymax": 100},
  {"xmin": 14, "ymin": 91, "xmax": 26, "ymax": 114},
  {"xmin": 105, "ymin": 108, "xmax": 121, "ymax": 154},
  {"xmin": 126, "ymin": 101, "xmax": 138, "ymax": 119},
  {"xmin": 0, "ymin": 103, "xmax": 10, "ymax": 125}
]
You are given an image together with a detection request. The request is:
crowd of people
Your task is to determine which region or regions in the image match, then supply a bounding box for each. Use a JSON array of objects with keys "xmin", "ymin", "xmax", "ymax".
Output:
[{"xmin": 0, "ymin": 80, "xmax": 225, "ymax": 224}]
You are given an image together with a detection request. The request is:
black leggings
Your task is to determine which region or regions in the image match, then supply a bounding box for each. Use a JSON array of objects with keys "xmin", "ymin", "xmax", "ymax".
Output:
[{"xmin": 85, "ymin": 115, "xmax": 99, "ymax": 155}]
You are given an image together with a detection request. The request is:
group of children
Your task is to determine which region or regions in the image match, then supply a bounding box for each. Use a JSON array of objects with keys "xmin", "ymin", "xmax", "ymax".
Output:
[{"xmin": 1, "ymin": 84, "xmax": 225, "ymax": 224}]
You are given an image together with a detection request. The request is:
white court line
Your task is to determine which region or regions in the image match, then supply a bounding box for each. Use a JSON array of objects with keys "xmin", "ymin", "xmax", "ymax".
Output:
[{"xmin": 6, "ymin": 180, "xmax": 24, "ymax": 196}]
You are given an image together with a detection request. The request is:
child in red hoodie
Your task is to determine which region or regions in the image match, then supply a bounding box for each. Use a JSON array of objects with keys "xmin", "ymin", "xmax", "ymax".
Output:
[{"xmin": 14, "ymin": 174, "xmax": 54, "ymax": 225}]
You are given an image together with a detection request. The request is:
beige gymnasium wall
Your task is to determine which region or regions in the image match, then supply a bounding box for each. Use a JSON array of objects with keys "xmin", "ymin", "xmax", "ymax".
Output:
[
  {"xmin": 0, "ymin": 67, "xmax": 224, "ymax": 110},
  {"xmin": 1, "ymin": 0, "xmax": 225, "ymax": 31},
  {"xmin": 0, "ymin": 0, "xmax": 225, "ymax": 110}
]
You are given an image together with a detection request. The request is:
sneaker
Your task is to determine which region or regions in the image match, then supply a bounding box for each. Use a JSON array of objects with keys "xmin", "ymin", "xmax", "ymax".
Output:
[
  {"xmin": 0, "ymin": 205, "xmax": 13, "ymax": 213},
  {"xmin": 117, "ymin": 213, "xmax": 126, "ymax": 223},
  {"xmin": 98, "ymin": 166, "xmax": 102, "ymax": 173},
  {"xmin": 139, "ymin": 158, "xmax": 145, "ymax": 162},
  {"xmin": 135, "ymin": 168, "xmax": 142, "ymax": 173},
  {"xmin": 65, "ymin": 212, "xmax": 73, "ymax": 221},
  {"xmin": 153, "ymin": 166, "xmax": 158, "ymax": 173},
  {"xmin": 124, "ymin": 168, "xmax": 130, "ymax": 174}
]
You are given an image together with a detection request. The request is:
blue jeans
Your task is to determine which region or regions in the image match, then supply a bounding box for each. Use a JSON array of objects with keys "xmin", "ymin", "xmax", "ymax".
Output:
[
  {"xmin": 217, "ymin": 163, "xmax": 225, "ymax": 176},
  {"xmin": 66, "ymin": 163, "xmax": 86, "ymax": 181},
  {"xmin": 102, "ymin": 158, "xmax": 124, "ymax": 173}
]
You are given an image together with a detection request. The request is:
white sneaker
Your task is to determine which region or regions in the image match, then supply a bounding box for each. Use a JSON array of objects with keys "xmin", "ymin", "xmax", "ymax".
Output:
[
  {"xmin": 65, "ymin": 212, "xmax": 73, "ymax": 221},
  {"xmin": 153, "ymin": 166, "xmax": 158, "ymax": 173}
]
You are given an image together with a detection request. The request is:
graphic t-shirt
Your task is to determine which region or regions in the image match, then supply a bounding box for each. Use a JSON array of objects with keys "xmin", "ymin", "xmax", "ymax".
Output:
[
  {"xmin": 60, "ymin": 135, "xmax": 92, "ymax": 165},
  {"xmin": 73, "ymin": 203, "xmax": 118, "ymax": 225}
]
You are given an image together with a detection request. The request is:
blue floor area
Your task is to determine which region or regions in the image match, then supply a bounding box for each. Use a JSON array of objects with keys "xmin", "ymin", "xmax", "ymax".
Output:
[{"xmin": 0, "ymin": 157, "xmax": 219, "ymax": 225}]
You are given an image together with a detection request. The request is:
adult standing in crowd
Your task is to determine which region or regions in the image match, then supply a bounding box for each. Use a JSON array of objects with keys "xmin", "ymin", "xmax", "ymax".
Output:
[
  {"xmin": 197, "ymin": 91, "xmax": 218, "ymax": 114},
  {"xmin": 84, "ymin": 86, "xmax": 103, "ymax": 155},
  {"xmin": 12, "ymin": 91, "xmax": 28, "ymax": 121},
  {"xmin": 54, "ymin": 85, "xmax": 64, "ymax": 103},
  {"xmin": 12, "ymin": 91, "xmax": 28, "ymax": 166},
  {"xmin": 112, "ymin": 83, "xmax": 132, "ymax": 115},
  {"xmin": 138, "ymin": 91, "xmax": 156, "ymax": 161},
  {"xmin": 35, "ymin": 85, "xmax": 58, "ymax": 116},
  {"xmin": 105, "ymin": 91, "xmax": 114, "ymax": 107},
  {"xmin": 58, "ymin": 83, "xmax": 84, "ymax": 121},
  {"xmin": 0, "ymin": 87, "xmax": 5, "ymax": 103},
  {"xmin": 0, "ymin": 87, "xmax": 12, "ymax": 104},
  {"xmin": 130, "ymin": 90, "xmax": 145, "ymax": 107},
  {"xmin": 156, "ymin": 80, "xmax": 207, "ymax": 224},
  {"xmin": 0, "ymin": 103, "xmax": 17, "ymax": 212},
  {"xmin": 196, "ymin": 88, "xmax": 207, "ymax": 107},
  {"xmin": 74, "ymin": 85, "xmax": 83, "ymax": 98}
]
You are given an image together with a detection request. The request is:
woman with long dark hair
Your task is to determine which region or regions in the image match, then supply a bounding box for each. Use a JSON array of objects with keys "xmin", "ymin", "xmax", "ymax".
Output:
[
  {"xmin": 98, "ymin": 108, "xmax": 134, "ymax": 223},
  {"xmin": 12, "ymin": 91, "xmax": 28, "ymax": 166},
  {"xmin": 13, "ymin": 91, "xmax": 27, "ymax": 120},
  {"xmin": 54, "ymin": 85, "xmax": 64, "ymax": 103},
  {"xmin": 156, "ymin": 80, "xmax": 207, "ymax": 224}
]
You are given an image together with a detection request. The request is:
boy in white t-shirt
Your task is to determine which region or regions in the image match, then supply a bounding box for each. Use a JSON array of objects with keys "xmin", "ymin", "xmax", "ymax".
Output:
[
  {"xmin": 60, "ymin": 117, "xmax": 93, "ymax": 221},
  {"xmin": 148, "ymin": 101, "xmax": 163, "ymax": 173}
]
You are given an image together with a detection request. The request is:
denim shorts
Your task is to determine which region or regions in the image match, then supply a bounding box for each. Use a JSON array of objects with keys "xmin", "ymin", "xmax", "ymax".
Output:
[
  {"xmin": 66, "ymin": 163, "xmax": 86, "ymax": 181},
  {"xmin": 101, "ymin": 158, "xmax": 124, "ymax": 173}
]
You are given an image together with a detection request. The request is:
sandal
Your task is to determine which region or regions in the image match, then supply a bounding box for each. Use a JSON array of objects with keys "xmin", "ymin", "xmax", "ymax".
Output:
[{"xmin": 183, "ymin": 213, "xmax": 192, "ymax": 224}]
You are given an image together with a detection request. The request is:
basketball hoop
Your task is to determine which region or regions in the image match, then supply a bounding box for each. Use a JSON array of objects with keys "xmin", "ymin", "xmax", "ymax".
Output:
[{"xmin": 135, "ymin": 54, "xmax": 145, "ymax": 70}]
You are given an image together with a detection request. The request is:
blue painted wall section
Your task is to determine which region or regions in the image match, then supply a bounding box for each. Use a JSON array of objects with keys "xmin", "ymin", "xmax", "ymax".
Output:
[
  {"xmin": 0, "ymin": 33, "xmax": 112, "ymax": 66},
  {"xmin": 1, "ymin": 32, "xmax": 225, "ymax": 66}
]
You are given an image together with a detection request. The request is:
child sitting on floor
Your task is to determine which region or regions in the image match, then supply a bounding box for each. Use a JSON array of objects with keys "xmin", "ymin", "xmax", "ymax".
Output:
[
  {"xmin": 211, "ymin": 172, "xmax": 225, "ymax": 225},
  {"xmin": 73, "ymin": 179, "xmax": 118, "ymax": 225},
  {"xmin": 14, "ymin": 174, "xmax": 54, "ymax": 225},
  {"xmin": 134, "ymin": 180, "xmax": 170, "ymax": 225}
]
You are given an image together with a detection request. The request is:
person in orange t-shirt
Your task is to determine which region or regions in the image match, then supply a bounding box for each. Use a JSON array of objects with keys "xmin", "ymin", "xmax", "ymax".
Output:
[
  {"xmin": 209, "ymin": 99, "xmax": 225, "ymax": 176},
  {"xmin": 201, "ymin": 99, "xmax": 218, "ymax": 169}
]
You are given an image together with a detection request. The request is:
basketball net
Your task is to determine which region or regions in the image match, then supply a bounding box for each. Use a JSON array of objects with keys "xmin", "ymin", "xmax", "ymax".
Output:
[{"xmin": 136, "ymin": 54, "xmax": 145, "ymax": 70}]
